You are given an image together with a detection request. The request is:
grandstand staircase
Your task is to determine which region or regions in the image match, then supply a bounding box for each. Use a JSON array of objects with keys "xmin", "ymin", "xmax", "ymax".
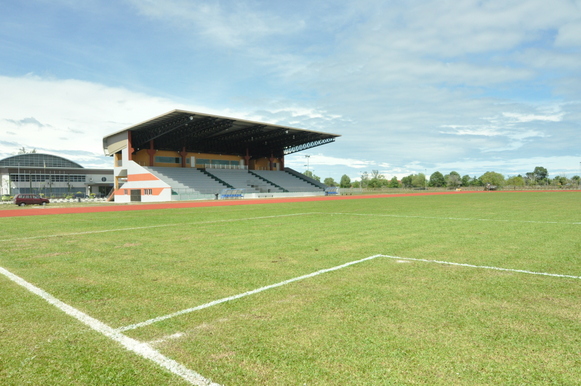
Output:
[
  {"xmin": 143, "ymin": 166, "xmax": 229, "ymax": 194},
  {"xmin": 142, "ymin": 166, "xmax": 326, "ymax": 195},
  {"xmin": 204, "ymin": 169, "xmax": 283, "ymax": 193}
]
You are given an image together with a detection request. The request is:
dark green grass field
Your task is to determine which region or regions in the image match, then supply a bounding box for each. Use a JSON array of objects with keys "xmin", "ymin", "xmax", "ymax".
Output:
[{"xmin": 1, "ymin": 192, "xmax": 580, "ymax": 385}]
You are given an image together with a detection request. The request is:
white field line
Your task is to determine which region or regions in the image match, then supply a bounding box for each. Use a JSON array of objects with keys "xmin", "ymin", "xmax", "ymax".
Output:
[
  {"xmin": 116, "ymin": 254, "xmax": 384, "ymax": 332},
  {"xmin": 379, "ymin": 255, "xmax": 581, "ymax": 279},
  {"xmin": 3, "ymin": 211, "xmax": 576, "ymax": 243},
  {"xmin": 119, "ymin": 253, "xmax": 581, "ymax": 332},
  {"xmin": 0, "ymin": 266, "xmax": 220, "ymax": 386},
  {"xmin": 0, "ymin": 212, "xmax": 317, "ymax": 242},
  {"xmin": 324, "ymin": 212, "xmax": 581, "ymax": 225}
]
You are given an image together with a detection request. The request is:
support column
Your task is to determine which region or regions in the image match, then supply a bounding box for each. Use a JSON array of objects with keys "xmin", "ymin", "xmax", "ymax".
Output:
[
  {"xmin": 244, "ymin": 148, "xmax": 251, "ymax": 169},
  {"xmin": 269, "ymin": 154, "xmax": 275, "ymax": 171},
  {"xmin": 127, "ymin": 131, "xmax": 134, "ymax": 160},
  {"xmin": 147, "ymin": 140, "xmax": 156, "ymax": 166},
  {"xmin": 180, "ymin": 147, "xmax": 188, "ymax": 168}
]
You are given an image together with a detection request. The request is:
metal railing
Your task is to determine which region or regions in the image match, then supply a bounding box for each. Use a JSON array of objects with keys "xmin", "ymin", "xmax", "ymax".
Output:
[{"xmin": 201, "ymin": 164, "xmax": 247, "ymax": 170}]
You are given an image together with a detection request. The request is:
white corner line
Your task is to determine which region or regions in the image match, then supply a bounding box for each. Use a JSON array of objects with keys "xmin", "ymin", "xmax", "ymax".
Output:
[
  {"xmin": 117, "ymin": 254, "xmax": 384, "ymax": 332},
  {"xmin": 0, "ymin": 266, "xmax": 220, "ymax": 386},
  {"xmin": 119, "ymin": 252, "xmax": 581, "ymax": 332},
  {"xmin": 378, "ymin": 255, "xmax": 581, "ymax": 279}
]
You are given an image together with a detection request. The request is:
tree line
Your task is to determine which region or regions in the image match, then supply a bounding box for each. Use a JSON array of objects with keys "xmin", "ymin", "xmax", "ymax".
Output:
[{"xmin": 305, "ymin": 166, "xmax": 581, "ymax": 189}]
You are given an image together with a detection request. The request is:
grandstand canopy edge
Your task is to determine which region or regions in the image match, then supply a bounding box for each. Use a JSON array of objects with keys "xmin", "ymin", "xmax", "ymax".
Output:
[{"xmin": 103, "ymin": 109, "xmax": 341, "ymax": 161}]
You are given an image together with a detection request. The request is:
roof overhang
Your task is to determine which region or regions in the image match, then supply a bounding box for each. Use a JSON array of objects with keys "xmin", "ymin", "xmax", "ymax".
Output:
[{"xmin": 103, "ymin": 109, "xmax": 340, "ymax": 158}]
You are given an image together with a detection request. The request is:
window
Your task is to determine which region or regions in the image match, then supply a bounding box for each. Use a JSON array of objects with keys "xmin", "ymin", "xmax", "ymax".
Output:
[
  {"xmin": 195, "ymin": 159, "xmax": 240, "ymax": 167},
  {"xmin": 155, "ymin": 156, "xmax": 180, "ymax": 164}
]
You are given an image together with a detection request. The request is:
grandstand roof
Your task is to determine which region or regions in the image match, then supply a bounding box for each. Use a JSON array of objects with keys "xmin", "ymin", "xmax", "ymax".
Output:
[{"xmin": 103, "ymin": 109, "xmax": 340, "ymax": 158}]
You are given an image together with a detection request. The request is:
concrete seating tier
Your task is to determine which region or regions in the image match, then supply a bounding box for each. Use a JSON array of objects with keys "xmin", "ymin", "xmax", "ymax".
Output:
[
  {"xmin": 144, "ymin": 166, "xmax": 325, "ymax": 194},
  {"xmin": 144, "ymin": 166, "xmax": 228, "ymax": 194},
  {"xmin": 252, "ymin": 170, "xmax": 324, "ymax": 192},
  {"xmin": 205, "ymin": 169, "xmax": 283, "ymax": 193}
]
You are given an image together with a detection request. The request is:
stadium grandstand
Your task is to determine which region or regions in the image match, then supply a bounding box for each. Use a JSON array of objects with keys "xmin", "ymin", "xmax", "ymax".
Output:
[{"xmin": 102, "ymin": 109, "xmax": 340, "ymax": 203}]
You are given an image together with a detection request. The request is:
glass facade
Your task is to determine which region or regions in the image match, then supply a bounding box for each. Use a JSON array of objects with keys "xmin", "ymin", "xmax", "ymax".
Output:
[
  {"xmin": 154, "ymin": 156, "xmax": 192, "ymax": 165},
  {"xmin": 11, "ymin": 174, "xmax": 86, "ymax": 183},
  {"xmin": 195, "ymin": 159, "xmax": 240, "ymax": 167}
]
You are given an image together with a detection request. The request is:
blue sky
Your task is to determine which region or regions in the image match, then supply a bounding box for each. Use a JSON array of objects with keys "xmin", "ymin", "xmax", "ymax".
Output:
[{"xmin": 1, "ymin": 0, "xmax": 580, "ymax": 182}]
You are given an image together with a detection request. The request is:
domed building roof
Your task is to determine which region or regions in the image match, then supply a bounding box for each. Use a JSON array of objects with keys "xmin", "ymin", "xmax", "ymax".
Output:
[{"xmin": 0, "ymin": 153, "xmax": 84, "ymax": 169}]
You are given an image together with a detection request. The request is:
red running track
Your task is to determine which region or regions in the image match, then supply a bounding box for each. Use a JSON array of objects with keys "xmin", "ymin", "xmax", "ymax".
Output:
[
  {"xmin": 2, "ymin": 190, "xmax": 576, "ymax": 218},
  {"xmin": 0, "ymin": 191, "xmax": 480, "ymax": 218}
]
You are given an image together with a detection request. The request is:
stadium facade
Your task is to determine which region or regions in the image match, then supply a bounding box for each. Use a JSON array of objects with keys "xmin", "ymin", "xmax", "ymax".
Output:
[
  {"xmin": 102, "ymin": 110, "xmax": 340, "ymax": 203},
  {"xmin": 0, "ymin": 153, "xmax": 113, "ymax": 197}
]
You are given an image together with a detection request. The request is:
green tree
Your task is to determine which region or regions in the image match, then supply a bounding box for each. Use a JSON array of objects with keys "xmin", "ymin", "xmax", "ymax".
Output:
[
  {"xmin": 411, "ymin": 173, "xmax": 426, "ymax": 188},
  {"xmin": 388, "ymin": 176, "xmax": 400, "ymax": 188},
  {"xmin": 471, "ymin": 176, "xmax": 483, "ymax": 186},
  {"xmin": 339, "ymin": 174, "xmax": 351, "ymax": 188},
  {"xmin": 480, "ymin": 171, "xmax": 505, "ymax": 187},
  {"xmin": 429, "ymin": 171, "xmax": 445, "ymax": 187},
  {"xmin": 526, "ymin": 166, "xmax": 549, "ymax": 185},
  {"xmin": 446, "ymin": 171, "xmax": 461, "ymax": 189},
  {"xmin": 368, "ymin": 170, "xmax": 388, "ymax": 188},
  {"xmin": 551, "ymin": 176, "xmax": 568, "ymax": 187},
  {"xmin": 401, "ymin": 175, "xmax": 413, "ymax": 188},
  {"xmin": 324, "ymin": 177, "xmax": 337, "ymax": 187},
  {"xmin": 533, "ymin": 166, "xmax": 548, "ymax": 181},
  {"xmin": 17, "ymin": 147, "xmax": 36, "ymax": 154},
  {"xmin": 461, "ymin": 175, "xmax": 473, "ymax": 186},
  {"xmin": 506, "ymin": 175, "xmax": 525, "ymax": 188},
  {"xmin": 360, "ymin": 171, "xmax": 369, "ymax": 188},
  {"xmin": 304, "ymin": 170, "xmax": 321, "ymax": 182},
  {"xmin": 572, "ymin": 175, "xmax": 580, "ymax": 187}
]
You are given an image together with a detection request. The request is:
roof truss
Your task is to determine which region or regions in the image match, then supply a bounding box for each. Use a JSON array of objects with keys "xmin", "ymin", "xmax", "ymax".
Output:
[{"xmin": 108, "ymin": 109, "xmax": 340, "ymax": 159}]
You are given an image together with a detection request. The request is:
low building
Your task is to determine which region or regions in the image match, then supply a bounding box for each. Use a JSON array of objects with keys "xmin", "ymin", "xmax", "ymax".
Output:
[{"xmin": 0, "ymin": 153, "xmax": 113, "ymax": 198}]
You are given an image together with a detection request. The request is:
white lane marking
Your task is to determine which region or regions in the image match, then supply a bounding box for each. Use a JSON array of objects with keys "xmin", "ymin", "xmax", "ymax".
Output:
[
  {"xmin": 117, "ymin": 254, "xmax": 384, "ymax": 332},
  {"xmin": 325, "ymin": 212, "xmax": 581, "ymax": 225},
  {"xmin": 0, "ymin": 213, "xmax": 317, "ymax": 242},
  {"xmin": 379, "ymin": 255, "xmax": 581, "ymax": 279},
  {"xmin": 0, "ymin": 266, "xmax": 220, "ymax": 386},
  {"xmin": 3, "ymin": 211, "xmax": 575, "ymax": 243}
]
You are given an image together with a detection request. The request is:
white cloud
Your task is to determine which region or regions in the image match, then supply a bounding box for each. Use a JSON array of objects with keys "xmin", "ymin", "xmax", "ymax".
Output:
[
  {"xmin": 127, "ymin": 0, "xmax": 305, "ymax": 48},
  {"xmin": 285, "ymin": 153, "xmax": 374, "ymax": 169},
  {"xmin": 0, "ymin": 75, "xmax": 189, "ymax": 166},
  {"xmin": 440, "ymin": 124, "xmax": 547, "ymax": 141},
  {"xmin": 502, "ymin": 112, "xmax": 563, "ymax": 123},
  {"xmin": 555, "ymin": 22, "xmax": 581, "ymax": 47}
]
